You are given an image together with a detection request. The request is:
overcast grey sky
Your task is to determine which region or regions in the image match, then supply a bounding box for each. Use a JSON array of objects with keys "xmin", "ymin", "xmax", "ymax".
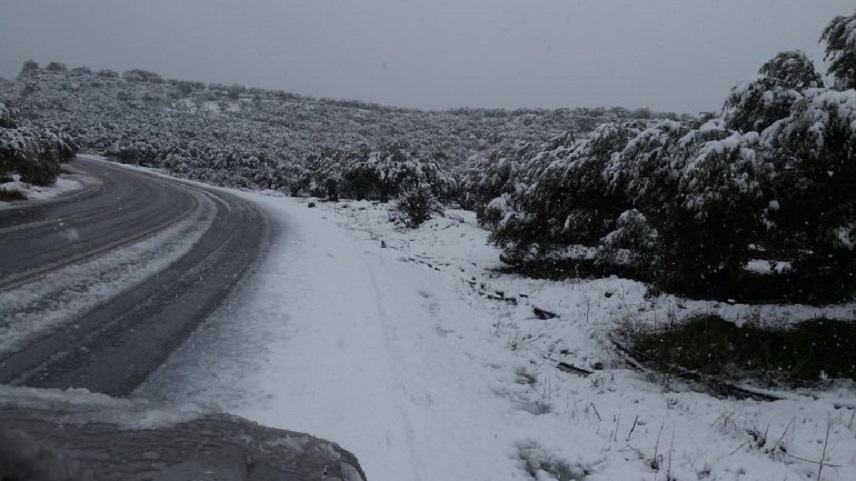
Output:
[{"xmin": 1, "ymin": 1, "xmax": 852, "ymax": 113}]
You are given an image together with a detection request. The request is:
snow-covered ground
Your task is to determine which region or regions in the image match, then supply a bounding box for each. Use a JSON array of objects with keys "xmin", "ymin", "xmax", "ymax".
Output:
[
  {"xmin": 0, "ymin": 173, "xmax": 86, "ymax": 206},
  {"xmin": 139, "ymin": 194, "xmax": 856, "ymax": 481}
]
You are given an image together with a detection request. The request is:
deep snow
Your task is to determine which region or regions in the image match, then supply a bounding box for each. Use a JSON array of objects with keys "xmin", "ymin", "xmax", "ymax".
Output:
[{"xmin": 139, "ymin": 192, "xmax": 856, "ymax": 481}]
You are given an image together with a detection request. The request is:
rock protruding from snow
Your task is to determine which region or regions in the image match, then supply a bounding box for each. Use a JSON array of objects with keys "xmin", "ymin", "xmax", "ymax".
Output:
[{"xmin": 0, "ymin": 388, "xmax": 366, "ymax": 481}]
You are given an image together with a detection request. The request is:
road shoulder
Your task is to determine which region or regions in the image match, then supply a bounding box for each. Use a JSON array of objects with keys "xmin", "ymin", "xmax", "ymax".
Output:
[{"xmin": 0, "ymin": 161, "xmax": 102, "ymax": 210}]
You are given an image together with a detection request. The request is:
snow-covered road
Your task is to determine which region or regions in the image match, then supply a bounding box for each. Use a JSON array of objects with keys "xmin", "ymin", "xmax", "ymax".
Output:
[
  {"xmin": 0, "ymin": 157, "xmax": 268, "ymax": 395},
  {"xmin": 140, "ymin": 193, "xmax": 856, "ymax": 481}
]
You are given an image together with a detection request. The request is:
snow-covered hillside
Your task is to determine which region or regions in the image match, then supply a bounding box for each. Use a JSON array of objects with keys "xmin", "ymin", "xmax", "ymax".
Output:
[{"xmin": 0, "ymin": 64, "xmax": 676, "ymax": 191}]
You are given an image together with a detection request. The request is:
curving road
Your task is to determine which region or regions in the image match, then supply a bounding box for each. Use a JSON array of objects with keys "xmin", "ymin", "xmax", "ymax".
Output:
[{"xmin": 0, "ymin": 156, "xmax": 269, "ymax": 396}]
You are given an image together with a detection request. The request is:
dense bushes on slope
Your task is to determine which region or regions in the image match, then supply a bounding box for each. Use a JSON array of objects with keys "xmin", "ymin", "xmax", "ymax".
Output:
[
  {"xmin": 0, "ymin": 64, "xmax": 671, "ymax": 197},
  {"xmin": 482, "ymin": 11, "xmax": 856, "ymax": 303},
  {"xmin": 762, "ymin": 88, "xmax": 856, "ymax": 300},
  {"xmin": 489, "ymin": 122, "xmax": 648, "ymax": 262},
  {"xmin": 456, "ymin": 141, "xmax": 540, "ymax": 227},
  {"xmin": 294, "ymin": 143, "xmax": 456, "ymax": 203},
  {"xmin": 0, "ymin": 102, "xmax": 78, "ymax": 189}
]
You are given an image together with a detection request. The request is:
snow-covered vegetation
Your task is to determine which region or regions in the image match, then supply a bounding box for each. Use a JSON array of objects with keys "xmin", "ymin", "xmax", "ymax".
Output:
[
  {"xmin": 478, "ymin": 11, "xmax": 856, "ymax": 304},
  {"xmin": 0, "ymin": 61, "xmax": 671, "ymax": 199},
  {"xmin": 821, "ymin": 11, "xmax": 856, "ymax": 90},
  {"xmin": 293, "ymin": 143, "xmax": 457, "ymax": 203},
  {"xmin": 0, "ymin": 100, "xmax": 78, "ymax": 197}
]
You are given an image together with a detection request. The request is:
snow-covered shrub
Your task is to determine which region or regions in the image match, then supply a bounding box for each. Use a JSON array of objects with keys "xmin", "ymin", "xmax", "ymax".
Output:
[
  {"xmin": 299, "ymin": 144, "xmax": 455, "ymax": 203},
  {"xmin": 0, "ymin": 103, "xmax": 18, "ymax": 129},
  {"xmin": 70, "ymin": 66, "xmax": 92, "ymax": 76},
  {"xmin": 485, "ymin": 12, "xmax": 856, "ymax": 299},
  {"xmin": 658, "ymin": 130, "xmax": 771, "ymax": 291},
  {"xmin": 392, "ymin": 182, "xmax": 441, "ymax": 228},
  {"xmin": 478, "ymin": 193, "xmax": 514, "ymax": 230},
  {"xmin": 761, "ymin": 88, "xmax": 856, "ymax": 300},
  {"xmin": 591, "ymin": 17, "xmax": 856, "ymax": 299},
  {"xmin": 96, "ymin": 69, "xmax": 119, "ymax": 79},
  {"xmin": 821, "ymin": 9, "xmax": 856, "ymax": 90},
  {"xmin": 45, "ymin": 62, "xmax": 67, "ymax": 72},
  {"xmin": 297, "ymin": 148, "xmax": 349, "ymax": 199},
  {"xmin": 0, "ymin": 102, "xmax": 78, "ymax": 186},
  {"xmin": 169, "ymin": 79, "xmax": 205, "ymax": 97},
  {"xmin": 226, "ymin": 84, "xmax": 245, "ymax": 100},
  {"xmin": 723, "ymin": 51, "xmax": 822, "ymax": 133},
  {"xmin": 106, "ymin": 139, "xmax": 160, "ymax": 166},
  {"xmin": 490, "ymin": 121, "xmax": 647, "ymax": 261},
  {"xmin": 605, "ymin": 117, "xmax": 773, "ymax": 291},
  {"xmin": 489, "ymin": 112, "xmax": 783, "ymax": 294},
  {"xmin": 19, "ymin": 60, "xmax": 39, "ymax": 77},
  {"xmin": 604, "ymin": 118, "xmax": 692, "ymax": 208},
  {"xmin": 604, "ymin": 88, "xmax": 853, "ymax": 301},
  {"xmin": 595, "ymin": 209, "xmax": 658, "ymax": 270},
  {"xmin": 457, "ymin": 142, "xmax": 536, "ymax": 225},
  {"xmin": 122, "ymin": 69, "xmax": 164, "ymax": 84},
  {"xmin": 340, "ymin": 144, "xmax": 424, "ymax": 201}
]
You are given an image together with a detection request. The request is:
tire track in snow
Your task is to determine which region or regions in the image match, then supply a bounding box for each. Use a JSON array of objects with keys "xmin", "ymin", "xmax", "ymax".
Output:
[
  {"xmin": 0, "ymin": 158, "xmax": 269, "ymax": 395},
  {"xmin": 363, "ymin": 259, "xmax": 426, "ymax": 481},
  {"xmin": 0, "ymin": 191, "xmax": 214, "ymax": 356}
]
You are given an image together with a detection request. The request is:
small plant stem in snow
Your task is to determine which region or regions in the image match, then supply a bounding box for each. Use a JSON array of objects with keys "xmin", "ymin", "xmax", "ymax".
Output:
[{"xmin": 817, "ymin": 418, "xmax": 831, "ymax": 481}]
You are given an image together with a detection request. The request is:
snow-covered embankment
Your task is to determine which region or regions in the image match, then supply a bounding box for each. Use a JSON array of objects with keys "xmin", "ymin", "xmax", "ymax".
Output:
[{"xmin": 140, "ymin": 194, "xmax": 856, "ymax": 481}]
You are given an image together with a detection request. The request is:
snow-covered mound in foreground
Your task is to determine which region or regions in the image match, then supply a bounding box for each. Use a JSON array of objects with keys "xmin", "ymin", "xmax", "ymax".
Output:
[{"xmin": 0, "ymin": 385, "xmax": 366, "ymax": 481}]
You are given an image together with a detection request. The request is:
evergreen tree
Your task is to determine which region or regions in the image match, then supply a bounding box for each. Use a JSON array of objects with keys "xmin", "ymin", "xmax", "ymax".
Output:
[
  {"xmin": 19, "ymin": 60, "xmax": 39, "ymax": 77},
  {"xmin": 1, "ymin": 102, "xmax": 79, "ymax": 186},
  {"xmin": 608, "ymin": 117, "xmax": 771, "ymax": 292},
  {"xmin": 762, "ymin": 88, "xmax": 856, "ymax": 300},
  {"xmin": 490, "ymin": 122, "xmax": 646, "ymax": 262},
  {"xmin": 393, "ymin": 182, "xmax": 441, "ymax": 228},
  {"xmin": 821, "ymin": 10, "xmax": 856, "ymax": 90},
  {"xmin": 45, "ymin": 62, "xmax": 67, "ymax": 72},
  {"xmin": 723, "ymin": 51, "xmax": 821, "ymax": 133}
]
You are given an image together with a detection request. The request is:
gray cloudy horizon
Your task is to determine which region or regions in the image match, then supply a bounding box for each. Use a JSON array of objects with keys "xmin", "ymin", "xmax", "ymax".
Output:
[{"xmin": 1, "ymin": 0, "xmax": 853, "ymax": 114}]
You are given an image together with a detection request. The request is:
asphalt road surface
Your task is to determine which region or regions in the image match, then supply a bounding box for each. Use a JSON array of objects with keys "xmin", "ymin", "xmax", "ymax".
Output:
[{"xmin": 0, "ymin": 157, "xmax": 269, "ymax": 396}]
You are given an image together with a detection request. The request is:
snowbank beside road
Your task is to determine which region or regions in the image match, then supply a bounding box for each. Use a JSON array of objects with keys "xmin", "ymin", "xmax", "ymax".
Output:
[
  {"xmin": 0, "ymin": 385, "xmax": 366, "ymax": 481},
  {"xmin": 0, "ymin": 173, "xmax": 85, "ymax": 205},
  {"xmin": 141, "ymin": 194, "xmax": 856, "ymax": 481},
  {"xmin": 0, "ymin": 157, "xmax": 102, "ymax": 206},
  {"xmin": 0, "ymin": 384, "xmax": 205, "ymax": 429}
]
